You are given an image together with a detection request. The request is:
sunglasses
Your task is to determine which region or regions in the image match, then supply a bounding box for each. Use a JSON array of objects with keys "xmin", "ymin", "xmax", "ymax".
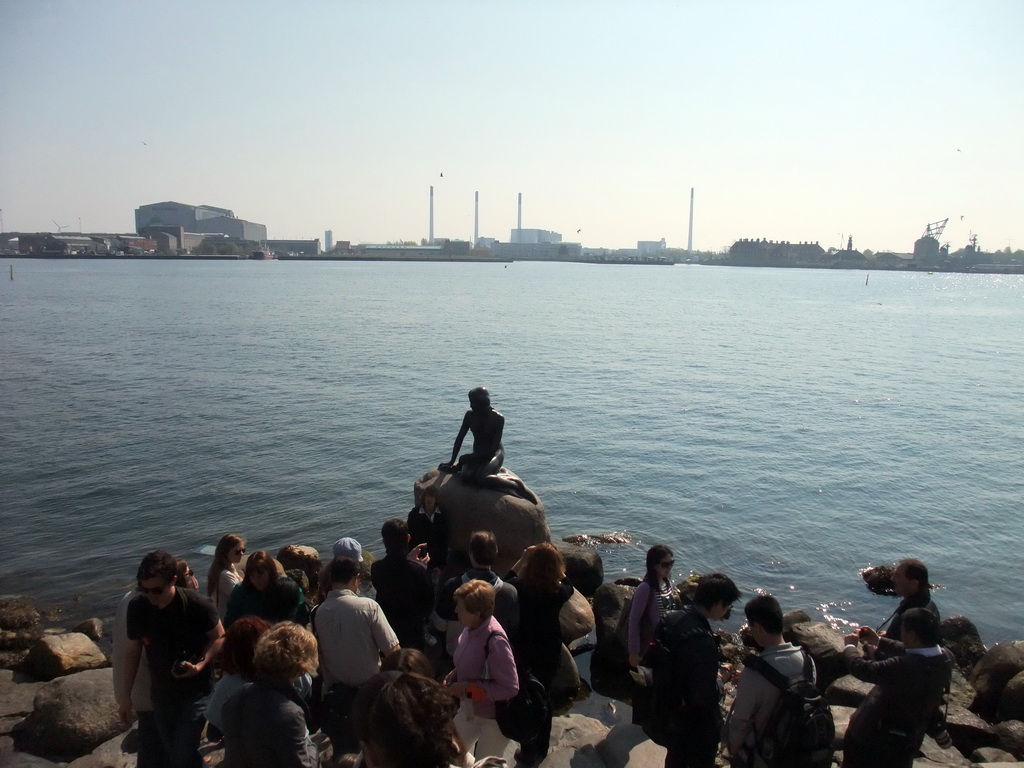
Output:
[
  {"xmin": 137, "ymin": 581, "xmax": 170, "ymax": 595},
  {"xmin": 234, "ymin": 548, "xmax": 246, "ymax": 555},
  {"xmin": 659, "ymin": 560, "xmax": 675, "ymax": 568}
]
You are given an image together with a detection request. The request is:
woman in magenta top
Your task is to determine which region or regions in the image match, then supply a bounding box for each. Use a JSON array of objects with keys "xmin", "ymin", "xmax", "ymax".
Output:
[{"xmin": 628, "ymin": 544, "xmax": 678, "ymax": 669}]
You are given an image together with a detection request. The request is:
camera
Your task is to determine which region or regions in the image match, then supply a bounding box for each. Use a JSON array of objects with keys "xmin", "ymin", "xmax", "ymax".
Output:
[{"xmin": 172, "ymin": 649, "xmax": 197, "ymax": 676}]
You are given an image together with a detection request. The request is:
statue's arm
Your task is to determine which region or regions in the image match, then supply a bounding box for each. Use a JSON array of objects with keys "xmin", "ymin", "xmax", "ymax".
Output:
[{"xmin": 450, "ymin": 412, "xmax": 472, "ymax": 464}]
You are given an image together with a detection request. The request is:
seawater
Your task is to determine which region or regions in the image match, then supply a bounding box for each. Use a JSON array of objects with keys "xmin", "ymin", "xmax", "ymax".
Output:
[{"xmin": 1, "ymin": 260, "xmax": 1022, "ymax": 643}]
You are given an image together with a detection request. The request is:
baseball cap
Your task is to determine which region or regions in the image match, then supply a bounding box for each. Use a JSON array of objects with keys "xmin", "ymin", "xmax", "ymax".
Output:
[{"xmin": 332, "ymin": 537, "xmax": 363, "ymax": 562}]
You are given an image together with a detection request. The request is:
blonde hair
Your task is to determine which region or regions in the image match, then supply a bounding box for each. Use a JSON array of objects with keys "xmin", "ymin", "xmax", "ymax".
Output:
[
  {"xmin": 453, "ymin": 579, "xmax": 495, "ymax": 620},
  {"xmin": 253, "ymin": 622, "xmax": 318, "ymax": 682}
]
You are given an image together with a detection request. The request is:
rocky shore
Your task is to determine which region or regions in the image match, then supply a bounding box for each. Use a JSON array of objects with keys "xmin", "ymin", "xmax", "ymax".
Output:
[{"xmin": 3, "ymin": 538, "xmax": 1024, "ymax": 768}]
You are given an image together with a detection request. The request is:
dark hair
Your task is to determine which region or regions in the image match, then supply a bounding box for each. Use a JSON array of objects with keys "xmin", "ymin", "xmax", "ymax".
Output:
[
  {"xmin": 519, "ymin": 543, "xmax": 566, "ymax": 595},
  {"xmin": 381, "ymin": 518, "xmax": 409, "ymax": 553},
  {"xmin": 901, "ymin": 607, "xmax": 941, "ymax": 646},
  {"xmin": 382, "ymin": 648, "xmax": 434, "ymax": 678},
  {"xmin": 744, "ymin": 594, "xmax": 783, "ymax": 635},
  {"xmin": 175, "ymin": 559, "xmax": 193, "ymax": 587},
  {"xmin": 421, "ymin": 486, "xmax": 441, "ymax": 503},
  {"xmin": 329, "ymin": 557, "xmax": 361, "ymax": 586},
  {"xmin": 352, "ymin": 672, "xmax": 463, "ymax": 768},
  {"xmin": 644, "ymin": 545, "xmax": 673, "ymax": 587},
  {"xmin": 137, "ymin": 550, "xmax": 177, "ymax": 583},
  {"xmin": 221, "ymin": 616, "xmax": 270, "ymax": 678},
  {"xmin": 468, "ymin": 387, "xmax": 490, "ymax": 408},
  {"xmin": 208, "ymin": 533, "xmax": 244, "ymax": 598},
  {"xmin": 693, "ymin": 572, "xmax": 741, "ymax": 610},
  {"xmin": 469, "ymin": 531, "xmax": 498, "ymax": 567},
  {"xmin": 263, "ymin": 575, "xmax": 301, "ymax": 623},
  {"xmin": 900, "ymin": 559, "xmax": 929, "ymax": 590},
  {"xmin": 243, "ymin": 551, "xmax": 278, "ymax": 589}
]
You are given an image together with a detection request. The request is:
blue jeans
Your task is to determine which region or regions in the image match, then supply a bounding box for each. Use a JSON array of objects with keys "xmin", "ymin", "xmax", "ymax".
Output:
[
  {"xmin": 152, "ymin": 694, "xmax": 208, "ymax": 768},
  {"xmin": 137, "ymin": 710, "xmax": 168, "ymax": 768}
]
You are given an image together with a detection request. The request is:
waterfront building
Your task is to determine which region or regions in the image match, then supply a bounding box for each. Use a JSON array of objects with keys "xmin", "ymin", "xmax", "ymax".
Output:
[
  {"xmin": 135, "ymin": 201, "xmax": 267, "ymax": 242},
  {"xmin": 510, "ymin": 228, "xmax": 561, "ymax": 244}
]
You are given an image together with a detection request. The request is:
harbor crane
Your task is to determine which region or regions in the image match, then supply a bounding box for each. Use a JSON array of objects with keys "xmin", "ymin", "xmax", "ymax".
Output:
[{"xmin": 922, "ymin": 218, "xmax": 948, "ymax": 241}]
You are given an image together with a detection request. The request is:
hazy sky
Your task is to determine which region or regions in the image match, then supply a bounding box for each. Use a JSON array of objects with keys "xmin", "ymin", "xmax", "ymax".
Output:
[{"xmin": 2, "ymin": 1, "xmax": 1021, "ymax": 252}]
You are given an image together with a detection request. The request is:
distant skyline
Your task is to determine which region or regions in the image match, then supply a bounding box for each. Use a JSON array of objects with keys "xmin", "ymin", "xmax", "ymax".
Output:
[{"xmin": 1, "ymin": 1, "xmax": 1022, "ymax": 252}]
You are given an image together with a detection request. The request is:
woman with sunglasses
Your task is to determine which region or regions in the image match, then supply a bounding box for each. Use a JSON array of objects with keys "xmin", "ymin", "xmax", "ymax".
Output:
[
  {"xmin": 627, "ymin": 545, "xmax": 678, "ymax": 670},
  {"xmin": 208, "ymin": 534, "xmax": 246, "ymax": 619}
]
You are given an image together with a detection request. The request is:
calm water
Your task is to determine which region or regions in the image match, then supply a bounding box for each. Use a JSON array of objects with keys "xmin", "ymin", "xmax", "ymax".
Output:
[{"xmin": 1, "ymin": 260, "xmax": 1022, "ymax": 643}]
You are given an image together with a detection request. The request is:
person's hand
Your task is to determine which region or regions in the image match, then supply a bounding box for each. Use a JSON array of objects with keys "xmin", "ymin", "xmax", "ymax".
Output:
[
  {"xmin": 408, "ymin": 544, "xmax": 430, "ymax": 567},
  {"xmin": 171, "ymin": 660, "xmax": 202, "ymax": 679},
  {"xmin": 628, "ymin": 653, "xmax": 641, "ymax": 669},
  {"xmin": 857, "ymin": 626, "xmax": 880, "ymax": 647},
  {"xmin": 118, "ymin": 703, "xmax": 136, "ymax": 726},
  {"xmin": 843, "ymin": 633, "xmax": 860, "ymax": 647},
  {"xmin": 443, "ymin": 669, "xmax": 456, "ymax": 685},
  {"xmin": 447, "ymin": 681, "xmax": 469, "ymax": 698}
]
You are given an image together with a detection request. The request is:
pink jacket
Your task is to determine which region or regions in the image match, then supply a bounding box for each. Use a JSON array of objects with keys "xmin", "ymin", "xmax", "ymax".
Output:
[{"xmin": 453, "ymin": 616, "xmax": 519, "ymax": 719}]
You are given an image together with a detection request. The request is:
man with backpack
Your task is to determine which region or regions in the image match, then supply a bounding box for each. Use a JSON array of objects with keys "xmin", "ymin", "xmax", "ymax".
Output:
[
  {"xmin": 724, "ymin": 595, "xmax": 834, "ymax": 768},
  {"xmin": 648, "ymin": 572, "xmax": 740, "ymax": 768}
]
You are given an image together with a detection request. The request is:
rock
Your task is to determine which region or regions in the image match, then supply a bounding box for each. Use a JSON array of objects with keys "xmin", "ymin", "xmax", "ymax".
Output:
[
  {"xmin": 945, "ymin": 704, "xmax": 998, "ymax": 756},
  {"xmin": 65, "ymin": 727, "xmax": 138, "ymax": 768},
  {"xmin": 861, "ymin": 564, "xmax": 896, "ymax": 596},
  {"xmin": 942, "ymin": 616, "xmax": 988, "ymax": 673},
  {"xmin": 830, "ymin": 705, "xmax": 857, "ymax": 749},
  {"xmin": 591, "ymin": 583, "xmax": 632, "ymax": 669},
  {"xmin": 971, "ymin": 746, "xmax": 1018, "ymax": 762},
  {"xmin": 677, "ymin": 574, "xmax": 701, "ymax": 606},
  {"xmin": 277, "ymin": 545, "xmax": 323, "ymax": 596},
  {"xmin": 24, "ymin": 634, "xmax": 108, "ymax": 681},
  {"xmin": 916, "ymin": 733, "xmax": 975, "ymax": 765},
  {"xmin": 550, "ymin": 645, "xmax": 581, "ymax": 709},
  {"xmin": 999, "ymin": 671, "xmax": 1024, "ymax": 723},
  {"xmin": 555, "ymin": 543, "xmax": 604, "ymax": 598},
  {"xmin": 549, "ymin": 713, "xmax": 610, "ymax": 751},
  {"xmin": 0, "ymin": 601, "xmax": 41, "ymax": 633},
  {"xmin": 541, "ymin": 742, "xmax": 606, "ymax": 768},
  {"xmin": 783, "ymin": 621, "xmax": 846, "ymax": 691},
  {"xmin": 949, "ymin": 668, "xmax": 977, "ymax": 710},
  {"xmin": 824, "ymin": 674, "xmax": 874, "ymax": 708},
  {"xmin": 594, "ymin": 722, "xmax": 667, "ymax": 768},
  {"xmin": 71, "ymin": 620, "xmax": 103, "ymax": 642},
  {"xmin": 783, "ymin": 609, "xmax": 812, "ymax": 631},
  {"xmin": 0, "ymin": 600, "xmax": 44, "ymax": 666},
  {"xmin": 415, "ymin": 469, "xmax": 549, "ymax": 575},
  {"xmin": 995, "ymin": 720, "xmax": 1024, "ymax": 759},
  {"xmin": 561, "ymin": 589, "xmax": 596, "ymax": 645},
  {"xmin": 13, "ymin": 668, "xmax": 124, "ymax": 761},
  {"xmin": 0, "ymin": 754, "xmax": 63, "ymax": 768},
  {"xmin": 970, "ymin": 644, "xmax": 1024, "ymax": 720},
  {"xmin": 562, "ymin": 533, "xmax": 631, "ymax": 546},
  {"xmin": 0, "ymin": 670, "xmax": 45, "ymax": 721}
]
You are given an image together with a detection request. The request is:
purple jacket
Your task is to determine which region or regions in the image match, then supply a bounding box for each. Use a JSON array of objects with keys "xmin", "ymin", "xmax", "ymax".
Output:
[
  {"xmin": 453, "ymin": 616, "xmax": 519, "ymax": 719},
  {"xmin": 628, "ymin": 580, "xmax": 664, "ymax": 656}
]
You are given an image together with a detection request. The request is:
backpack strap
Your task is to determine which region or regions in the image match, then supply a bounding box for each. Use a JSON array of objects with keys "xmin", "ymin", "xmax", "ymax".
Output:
[{"xmin": 744, "ymin": 650, "xmax": 812, "ymax": 691}]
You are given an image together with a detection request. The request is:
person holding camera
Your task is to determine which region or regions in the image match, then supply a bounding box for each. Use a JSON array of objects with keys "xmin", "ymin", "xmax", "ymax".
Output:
[
  {"xmin": 370, "ymin": 517, "xmax": 435, "ymax": 650},
  {"xmin": 120, "ymin": 550, "xmax": 225, "ymax": 768}
]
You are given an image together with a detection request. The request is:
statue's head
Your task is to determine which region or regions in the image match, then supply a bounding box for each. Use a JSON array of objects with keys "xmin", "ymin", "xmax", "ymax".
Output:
[{"xmin": 468, "ymin": 386, "xmax": 491, "ymax": 411}]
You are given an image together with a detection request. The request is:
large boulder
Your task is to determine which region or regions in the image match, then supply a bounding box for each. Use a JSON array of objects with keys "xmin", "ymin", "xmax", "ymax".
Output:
[
  {"xmin": 994, "ymin": 720, "xmax": 1024, "ymax": 759},
  {"xmin": 998, "ymin": 671, "xmax": 1024, "ymax": 723},
  {"xmin": 916, "ymin": 733, "xmax": 975, "ymax": 765},
  {"xmin": 830, "ymin": 705, "xmax": 857, "ymax": 750},
  {"xmin": 0, "ymin": 670, "xmax": 45, "ymax": 728},
  {"xmin": 0, "ymin": 599, "xmax": 44, "ymax": 670},
  {"xmin": 970, "ymin": 644, "xmax": 1024, "ymax": 720},
  {"xmin": 24, "ymin": 634, "xmax": 107, "ymax": 681},
  {"xmin": 945, "ymin": 704, "xmax": 999, "ymax": 756},
  {"xmin": 71, "ymin": 620, "xmax": 103, "ymax": 643},
  {"xmin": 949, "ymin": 668, "xmax": 977, "ymax": 710},
  {"xmin": 65, "ymin": 728, "xmax": 137, "ymax": 768},
  {"xmin": 415, "ymin": 469, "xmax": 549, "ymax": 575},
  {"xmin": 560, "ymin": 590, "xmax": 596, "ymax": 645},
  {"xmin": 783, "ymin": 621, "xmax": 847, "ymax": 691},
  {"xmin": 595, "ymin": 722, "xmax": 667, "ymax": 768},
  {"xmin": 941, "ymin": 616, "xmax": 987, "ymax": 673},
  {"xmin": 13, "ymin": 668, "xmax": 124, "ymax": 761},
  {"xmin": 550, "ymin": 645, "xmax": 581, "ymax": 708},
  {"xmin": 591, "ymin": 583, "xmax": 632, "ymax": 668},
  {"xmin": 276, "ymin": 545, "xmax": 323, "ymax": 596},
  {"xmin": 556, "ymin": 543, "xmax": 604, "ymax": 598},
  {"xmin": 970, "ymin": 746, "xmax": 1018, "ymax": 763},
  {"xmin": 824, "ymin": 674, "xmax": 873, "ymax": 708}
]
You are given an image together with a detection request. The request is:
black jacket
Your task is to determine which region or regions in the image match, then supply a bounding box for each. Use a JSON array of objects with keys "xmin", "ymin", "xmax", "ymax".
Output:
[{"xmin": 370, "ymin": 552, "xmax": 434, "ymax": 650}]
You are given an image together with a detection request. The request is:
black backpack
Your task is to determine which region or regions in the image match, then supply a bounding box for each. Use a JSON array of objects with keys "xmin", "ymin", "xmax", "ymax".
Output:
[
  {"xmin": 641, "ymin": 610, "xmax": 714, "ymax": 747},
  {"xmin": 743, "ymin": 652, "xmax": 835, "ymax": 768}
]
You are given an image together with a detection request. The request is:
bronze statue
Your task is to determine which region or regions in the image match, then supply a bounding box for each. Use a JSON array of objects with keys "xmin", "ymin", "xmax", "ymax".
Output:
[{"xmin": 440, "ymin": 387, "xmax": 538, "ymax": 503}]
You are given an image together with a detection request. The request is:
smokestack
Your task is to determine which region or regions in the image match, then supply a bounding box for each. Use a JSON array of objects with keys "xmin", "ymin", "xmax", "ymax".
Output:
[
  {"xmin": 474, "ymin": 191, "xmax": 479, "ymax": 245},
  {"xmin": 517, "ymin": 192, "xmax": 522, "ymax": 230},
  {"xmin": 429, "ymin": 186, "xmax": 434, "ymax": 245},
  {"xmin": 687, "ymin": 187, "xmax": 695, "ymax": 253}
]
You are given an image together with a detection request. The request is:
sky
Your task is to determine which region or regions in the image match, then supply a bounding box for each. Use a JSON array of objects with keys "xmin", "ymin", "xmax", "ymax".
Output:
[{"xmin": 1, "ymin": 0, "xmax": 1022, "ymax": 253}]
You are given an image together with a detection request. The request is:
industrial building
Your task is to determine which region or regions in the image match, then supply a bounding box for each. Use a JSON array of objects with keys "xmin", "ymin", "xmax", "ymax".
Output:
[
  {"xmin": 135, "ymin": 201, "xmax": 267, "ymax": 242},
  {"xmin": 510, "ymin": 228, "xmax": 562, "ymax": 244}
]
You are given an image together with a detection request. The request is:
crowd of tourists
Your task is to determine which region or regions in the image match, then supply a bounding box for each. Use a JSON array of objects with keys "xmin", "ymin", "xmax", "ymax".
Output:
[{"xmin": 112, "ymin": 490, "xmax": 950, "ymax": 768}]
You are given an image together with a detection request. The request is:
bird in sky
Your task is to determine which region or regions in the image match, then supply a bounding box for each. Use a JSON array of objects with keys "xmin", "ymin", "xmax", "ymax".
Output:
[{"xmin": 440, "ymin": 172, "xmax": 444, "ymax": 177}]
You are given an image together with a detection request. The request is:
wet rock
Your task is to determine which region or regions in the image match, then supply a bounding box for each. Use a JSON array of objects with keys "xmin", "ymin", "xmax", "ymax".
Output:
[
  {"xmin": 415, "ymin": 468, "xmax": 549, "ymax": 575},
  {"xmin": 562, "ymin": 533, "xmax": 632, "ymax": 546},
  {"xmin": 942, "ymin": 616, "xmax": 988, "ymax": 673},
  {"xmin": 949, "ymin": 668, "xmax": 977, "ymax": 710},
  {"xmin": 277, "ymin": 545, "xmax": 322, "ymax": 597},
  {"xmin": 945, "ymin": 704, "xmax": 998, "ymax": 756},
  {"xmin": 783, "ymin": 609, "xmax": 812, "ymax": 630},
  {"xmin": 824, "ymin": 674, "xmax": 874, "ymax": 708},
  {"xmin": 13, "ymin": 668, "xmax": 124, "ymax": 761},
  {"xmin": 861, "ymin": 564, "xmax": 896, "ymax": 596},
  {"xmin": 995, "ymin": 720, "xmax": 1024, "ymax": 759},
  {"xmin": 0, "ymin": 600, "xmax": 44, "ymax": 668},
  {"xmin": 25, "ymin": 633, "xmax": 107, "ymax": 681},
  {"xmin": 783, "ymin": 621, "xmax": 846, "ymax": 691},
  {"xmin": 0, "ymin": 601, "xmax": 41, "ymax": 633},
  {"xmin": 999, "ymin": 671, "xmax": 1024, "ymax": 723},
  {"xmin": 970, "ymin": 745, "xmax": 1017, "ymax": 762},
  {"xmin": 591, "ymin": 583, "xmax": 632, "ymax": 669},
  {"xmin": 614, "ymin": 577, "xmax": 641, "ymax": 588},
  {"xmin": 561, "ymin": 589, "xmax": 596, "ymax": 644},
  {"xmin": 970, "ymin": 644, "xmax": 1024, "ymax": 720},
  {"xmin": 551, "ymin": 644, "xmax": 581, "ymax": 708},
  {"xmin": 556, "ymin": 542, "xmax": 604, "ymax": 598},
  {"xmin": 71, "ymin": 619, "xmax": 103, "ymax": 643}
]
